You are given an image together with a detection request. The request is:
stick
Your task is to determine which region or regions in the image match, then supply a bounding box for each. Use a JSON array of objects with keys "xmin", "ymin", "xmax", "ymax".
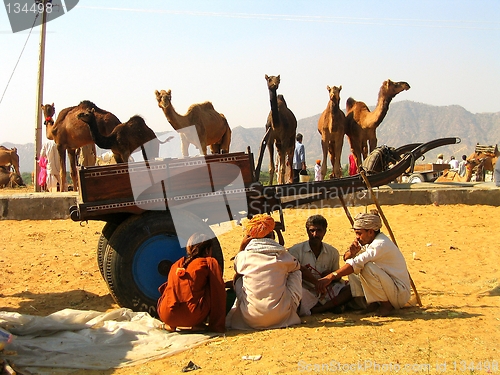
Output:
[
  {"xmin": 359, "ymin": 170, "xmax": 422, "ymax": 307},
  {"xmin": 338, "ymin": 192, "xmax": 354, "ymax": 226}
]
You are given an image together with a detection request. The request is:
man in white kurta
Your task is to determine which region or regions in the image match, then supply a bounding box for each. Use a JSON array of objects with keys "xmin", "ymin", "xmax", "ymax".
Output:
[
  {"xmin": 288, "ymin": 215, "xmax": 347, "ymax": 315},
  {"xmin": 226, "ymin": 214, "xmax": 302, "ymax": 330},
  {"xmin": 40, "ymin": 140, "xmax": 61, "ymax": 192},
  {"xmin": 317, "ymin": 211, "xmax": 411, "ymax": 316}
]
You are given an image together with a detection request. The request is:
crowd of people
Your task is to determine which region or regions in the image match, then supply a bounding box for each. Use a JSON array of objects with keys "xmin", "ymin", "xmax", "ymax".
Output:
[{"xmin": 156, "ymin": 210, "xmax": 412, "ymax": 333}]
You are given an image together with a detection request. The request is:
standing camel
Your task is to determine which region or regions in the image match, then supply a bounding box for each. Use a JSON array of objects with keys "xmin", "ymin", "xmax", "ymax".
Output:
[
  {"xmin": 345, "ymin": 79, "xmax": 410, "ymax": 168},
  {"xmin": 317, "ymin": 85, "xmax": 346, "ymax": 179},
  {"xmin": 264, "ymin": 74, "xmax": 297, "ymax": 185},
  {"xmin": 155, "ymin": 89, "xmax": 231, "ymax": 157},
  {"xmin": 77, "ymin": 107, "xmax": 172, "ymax": 163},
  {"xmin": 41, "ymin": 101, "xmax": 120, "ymax": 191}
]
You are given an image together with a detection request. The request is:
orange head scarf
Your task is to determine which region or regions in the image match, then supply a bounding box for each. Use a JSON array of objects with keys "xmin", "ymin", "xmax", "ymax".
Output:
[{"xmin": 244, "ymin": 214, "xmax": 275, "ymax": 238}]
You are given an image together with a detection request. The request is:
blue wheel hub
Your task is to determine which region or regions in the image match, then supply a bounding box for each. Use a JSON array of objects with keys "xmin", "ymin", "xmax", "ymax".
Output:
[{"xmin": 132, "ymin": 234, "xmax": 186, "ymax": 300}]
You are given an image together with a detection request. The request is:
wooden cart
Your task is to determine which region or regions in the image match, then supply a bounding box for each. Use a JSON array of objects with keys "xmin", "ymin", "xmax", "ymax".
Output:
[{"xmin": 70, "ymin": 137, "xmax": 460, "ymax": 316}]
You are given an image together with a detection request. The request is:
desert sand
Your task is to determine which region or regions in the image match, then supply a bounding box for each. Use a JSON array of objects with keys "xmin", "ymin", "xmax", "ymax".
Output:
[{"xmin": 0, "ymin": 187, "xmax": 499, "ymax": 374}]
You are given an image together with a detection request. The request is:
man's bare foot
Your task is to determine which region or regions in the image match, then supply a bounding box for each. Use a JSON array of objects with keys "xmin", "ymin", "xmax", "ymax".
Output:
[{"xmin": 375, "ymin": 301, "xmax": 395, "ymax": 317}]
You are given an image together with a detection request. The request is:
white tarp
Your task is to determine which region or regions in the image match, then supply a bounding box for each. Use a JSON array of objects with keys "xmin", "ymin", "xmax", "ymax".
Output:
[{"xmin": 0, "ymin": 308, "xmax": 217, "ymax": 370}]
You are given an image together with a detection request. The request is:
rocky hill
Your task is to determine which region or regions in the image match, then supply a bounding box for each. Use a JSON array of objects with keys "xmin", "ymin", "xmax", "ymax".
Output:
[{"xmin": 3, "ymin": 101, "xmax": 499, "ymax": 174}]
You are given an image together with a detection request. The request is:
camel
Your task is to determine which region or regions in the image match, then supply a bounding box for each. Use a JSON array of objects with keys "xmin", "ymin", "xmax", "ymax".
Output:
[
  {"xmin": 155, "ymin": 90, "xmax": 231, "ymax": 157},
  {"xmin": 264, "ymin": 74, "xmax": 297, "ymax": 185},
  {"xmin": 317, "ymin": 85, "xmax": 346, "ymax": 179},
  {"xmin": 465, "ymin": 145, "xmax": 499, "ymax": 182},
  {"xmin": 77, "ymin": 108, "xmax": 172, "ymax": 163},
  {"xmin": 41, "ymin": 101, "xmax": 120, "ymax": 191},
  {"xmin": 0, "ymin": 165, "xmax": 24, "ymax": 188},
  {"xmin": 0, "ymin": 146, "xmax": 20, "ymax": 175},
  {"xmin": 345, "ymin": 79, "xmax": 410, "ymax": 169}
]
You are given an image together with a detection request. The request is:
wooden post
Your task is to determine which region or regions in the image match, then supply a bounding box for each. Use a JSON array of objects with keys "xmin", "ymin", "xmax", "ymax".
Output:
[{"xmin": 34, "ymin": 0, "xmax": 48, "ymax": 192}]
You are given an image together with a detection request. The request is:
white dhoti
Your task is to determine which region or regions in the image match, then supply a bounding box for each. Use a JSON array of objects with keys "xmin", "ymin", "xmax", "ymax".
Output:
[
  {"xmin": 46, "ymin": 168, "xmax": 60, "ymax": 193},
  {"xmin": 348, "ymin": 262, "xmax": 410, "ymax": 309}
]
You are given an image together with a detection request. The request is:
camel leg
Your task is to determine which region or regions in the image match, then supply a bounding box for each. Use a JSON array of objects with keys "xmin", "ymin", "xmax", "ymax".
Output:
[
  {"xmin": 68, "ymin": 149, "xmax": 79, "ymax": 192},
  {"xmin": 321, "ymin": 139, "xmax": 328, "ymax": 180},
  {"xmin": 328, "ymin": 143, "xmax": 336, "ymax": 178},
  {"xmin": 57, "ymin": 144, "xmax": 67, "ymax": 192},
  {"xmin": 368, "ymin": 138, "xmax": 378, "ymax": 156},
  {"xmin": 210, "ymin": 143, "xmax": 221, "ymax": 155},
  {"xmin": 278, "ymin": 151, "xmax": 286, "ymax": 185},
  {"xmin": 286, "ymin": 148, "xmax": 294, "ymax": 184},
  {"xmin": 220, "ymin": 126, "xmax": 232, "ymax": 154},
  {"xmin": 332, "ymin": 137, "xmax": 344, "ymax": 178},
  {"xmin": 267, "ymin": 143, "xmax": 275, "ymax": 185}
]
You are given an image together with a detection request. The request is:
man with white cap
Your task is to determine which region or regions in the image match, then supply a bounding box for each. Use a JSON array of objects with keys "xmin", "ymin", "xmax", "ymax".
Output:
[{"xmin": 317, "ymin": 210, "xmax": 411, "ymax": 316}]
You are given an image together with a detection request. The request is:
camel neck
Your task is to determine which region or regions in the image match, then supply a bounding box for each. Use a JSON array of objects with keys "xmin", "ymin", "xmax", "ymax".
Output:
[
  {"xmin": 371, "ymin": 92, "xmax": 393, "ymax": 127},
  {"xmin": 269, "ymin": 89, "xmax": 280, "ymax": 127},
  {"xmin": 163, "ymin": 104, "xmax": 190, "ymax": 130},
  {"xmin": 87, "ymin": 116, "xmax": 114, "ymax": 149}
]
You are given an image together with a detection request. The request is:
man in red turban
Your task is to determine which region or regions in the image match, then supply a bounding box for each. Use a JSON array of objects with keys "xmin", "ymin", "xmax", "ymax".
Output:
[{"xmin": 226, "ymin": 214, "xmax": 302, "ymax": 330}]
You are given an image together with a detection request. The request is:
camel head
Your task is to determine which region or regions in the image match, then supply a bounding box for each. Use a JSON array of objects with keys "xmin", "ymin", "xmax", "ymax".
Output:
[
  {"xmin": 155, "ymin": 89, "xmax": 172, "ymax": 110},
  {"xmin": 41, "ymin": 103, "xmax": 55, "ymax": 124},
  {"xmin": 77, "ymin": 107, "xmax": 96, "ymax": 123},
  {"xmin": 265, "ymin": 75, "xmax": 280, "ymax": 91},
  {"xmin": 382, "ymin": 79, "xmax": 410, "ymax": 99},
  {"xmin": 327, "ymin": 85, "xmax": 342, "ymax": 106}
]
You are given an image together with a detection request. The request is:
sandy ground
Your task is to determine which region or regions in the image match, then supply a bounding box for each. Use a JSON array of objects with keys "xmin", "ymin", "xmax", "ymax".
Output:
[{"xmin": 0, "ymin": 187, "xmax": 499, "ymax": 374}]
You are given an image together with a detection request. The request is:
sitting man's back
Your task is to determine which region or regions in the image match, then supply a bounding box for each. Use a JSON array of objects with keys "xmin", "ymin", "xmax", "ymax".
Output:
[{"xmin": 226, "ymin": 214, "xmax": 302, "ymax": 330}]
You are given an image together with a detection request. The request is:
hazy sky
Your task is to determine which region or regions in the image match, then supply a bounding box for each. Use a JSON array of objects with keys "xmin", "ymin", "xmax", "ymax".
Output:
[{"xmin": 1, "ymin": 0, "xmax": 499, "ymax": 145}]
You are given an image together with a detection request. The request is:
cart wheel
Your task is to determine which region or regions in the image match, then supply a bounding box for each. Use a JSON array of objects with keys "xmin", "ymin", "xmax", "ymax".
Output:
[
  {"xmin": 102, "ymin": 210, "xmax": 223, "ymax": 317},
  {"xmin": 96, "ymin": 222, "xmax": 118, "ymax": 279},
  {"xmin": 408, "ymin": 173, "xmax": 425, "ymax": 183}
]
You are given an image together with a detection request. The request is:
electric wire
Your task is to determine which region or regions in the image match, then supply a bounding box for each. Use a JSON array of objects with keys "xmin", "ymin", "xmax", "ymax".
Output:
[{"xmin": 0, "ymin": 13, "xmax": 40, "ymax": 108}]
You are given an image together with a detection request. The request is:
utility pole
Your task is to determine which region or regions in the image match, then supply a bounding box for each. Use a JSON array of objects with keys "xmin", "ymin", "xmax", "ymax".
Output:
[{"xmin": 34, "ymin": 0, "xmax": 48, "ymax": 192}]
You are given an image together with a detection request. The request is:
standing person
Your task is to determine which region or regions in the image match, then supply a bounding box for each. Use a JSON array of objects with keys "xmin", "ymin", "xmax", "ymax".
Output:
[
  {"xmin": 292, "ymin": 133, "xmax": 306, "ymax": 183},
  {"xmin": 348, "ymin": 153, "xmax": 358, "ymax": 176},
  {"xmin": 40, "ymin": 139, "xmax": 61, "ymax": 192},
  {"xmin": 458, "ymin": 155, "xmax": 467, "ymax": 177},
  {"xmin": 449, "ymin": 156, "xmax": 459, "ymax": 170},
  {"xmin": 226, "ymin": 214, "xmax": 302, "ymax": 330},
  {"xmin": 157, "ymin": 232, "xmax": 226, "ymax": 333},
  {"xmin": 494, "ymin": 160, "xmax": 500, "ymax": 187},
  {"xmin": 38, "ymin": 156, "xmax": 48, "ymax": 191},
  {"xmin": 317, "ymin": 210, "xmax": 411, "ymax": 317},
  {"xmin": 288, "ymin": 215, "xmax": 350, "ymax": 315},
  {"xmin": 314, "ymin": 159, "xmax": 323, "ymax": 181},
  {"xmin": 436, "ymin": 154, "xmax": 444, "ymax": 164}
]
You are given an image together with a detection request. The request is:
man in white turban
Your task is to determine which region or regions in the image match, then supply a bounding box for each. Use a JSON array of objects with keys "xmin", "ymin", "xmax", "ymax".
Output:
[{"xmin": 316, "ymin": 210, "xmax": 411, "ymax": 316}]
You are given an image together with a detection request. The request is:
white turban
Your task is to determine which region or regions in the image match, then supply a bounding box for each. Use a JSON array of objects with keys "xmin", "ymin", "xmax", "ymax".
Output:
[{"xmin": 352, "ymin": 212, "xmax": 382, "ymax": 231}]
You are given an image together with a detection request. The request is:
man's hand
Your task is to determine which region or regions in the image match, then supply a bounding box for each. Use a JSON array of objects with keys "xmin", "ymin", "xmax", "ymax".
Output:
[
  {"xmin": 344, "ymin": 240, "xmax": 361, "ymax": 260},
  {"xmin": 316, "ymin": 273, "xmax": 334, "ymax": 294}
]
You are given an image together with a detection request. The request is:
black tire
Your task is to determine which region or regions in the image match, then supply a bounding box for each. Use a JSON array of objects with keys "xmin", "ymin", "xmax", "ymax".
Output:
[
  {"xmin": 103, "ymin": 210, "xmax": 223, "ymax": 318},
  {"xmin": 96, "ymin": 222, "xmax": 119, "ymax": 279},
  {"xmin": 408, "ymin": 173, "xmax": 425, "ymax": 183}
]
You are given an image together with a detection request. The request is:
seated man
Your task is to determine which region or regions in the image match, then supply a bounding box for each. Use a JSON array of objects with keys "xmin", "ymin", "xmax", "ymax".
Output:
[
  {"xmin": 226, "ymin": 214, "xmax": 302, "ymax": 330},
  {"xmin": 288, "ymin": 215, "xmax": 350, "ymax": 315},
  {"xmin": 317, "ymin": 210, "xmax": 411, "ymax": 317}
]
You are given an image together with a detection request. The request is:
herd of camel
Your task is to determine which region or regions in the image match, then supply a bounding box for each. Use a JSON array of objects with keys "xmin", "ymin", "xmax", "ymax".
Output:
[
  {"xmin": 35, "ymin": 75, "xmax": 412, "ymax": 191},
  {"xmin": 0, "ymin": 75, "xmax": 496, "ymax": 190}
]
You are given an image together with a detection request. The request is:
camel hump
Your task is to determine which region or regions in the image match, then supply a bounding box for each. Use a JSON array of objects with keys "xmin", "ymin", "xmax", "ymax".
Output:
[
  {"xmin": 277, "ymin": 94, "xmax": 287, "ymax": 106},
  {"xmin": 346, "ymin": 97, "xmax": 356, "ymax": 113}
]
